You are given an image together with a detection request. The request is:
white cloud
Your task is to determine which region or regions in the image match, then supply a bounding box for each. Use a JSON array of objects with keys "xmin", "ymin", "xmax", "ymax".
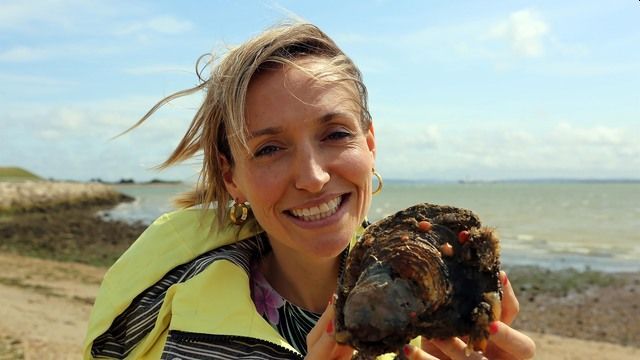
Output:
[
  {"xmin": 1, "ymin": 96, "xmax": 202, "ymax": 181},
  {"xmin": 4, "ymin": 98, "xmax": 638, "ymax": 181},
  {"xmin": 375, "ymin": 119, "xmax": 639, "ymax": 180},
  {"xmin": 0, "ymin": 0, "xmax": 116, "ymax": 32},
  {"xmin": 55, "ymin": 108, "xmax": 85, "ymax": 130},
  {"xmin": 0, "ymin": 43, "xmax": 120, "ymax": 63},
  {"xmin": 0, "ymin": 72, "xmax": 76, "ymax": 86},
  {"xmin": 551, "ymin": 122, "xmax": 625, "ymax": 146},
  {"xmin": 489, "ymin": 9, "xmax": 550, "ymax": 57},
  {"xmin": 123, "ymin": 64, "xmax": 193, "ymax": 76},
  {"xmin": 406, "ymin": 125, "xmax": 442, "ymax": 149},
  {"xmin": 3, "ymin": 93, "xmax": 203, "ymax": 144},
  {"xmin": 335, "ymin": 33, "xmax": 375, "ymax": 45},
  {"xmin": 502, "ymin": 130, "xmax": 536, "ymax": 146},
  {"xmin": 37, "ymin": 129, "xmax": 62, "ymax": 140},
  {"xmin": 549, "ymin": 37, "xmax": 589, "ymax": 57},
  {"xmin": 335, "ymin": 10, "xmax": 552, "ymax": 66},
  {"xmin": 0, "ymin": 46, "xmax": 49, "ymax": 62},
  {"xmin": 532, "ymin": 62, "xmax": 640, "ymax": 77},
  {"xmin": 115, "ymin": 16, "xmax": 194, "ymax": 36},
  {"xmin": 0, "ymin": 0, "xmax": 72, "ymax": 30}
]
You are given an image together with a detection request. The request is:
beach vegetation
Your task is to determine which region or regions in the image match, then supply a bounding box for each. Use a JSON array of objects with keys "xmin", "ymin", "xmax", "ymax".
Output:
[{"xmin": 0, "ymin": 166, "xmax": 42, "ymax": 181}]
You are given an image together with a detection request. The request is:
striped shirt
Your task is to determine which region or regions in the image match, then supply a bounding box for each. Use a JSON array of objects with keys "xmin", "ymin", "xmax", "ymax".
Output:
[{"xmin": 91, "ymin": 235, "xmax": 345, "ymax": 359}]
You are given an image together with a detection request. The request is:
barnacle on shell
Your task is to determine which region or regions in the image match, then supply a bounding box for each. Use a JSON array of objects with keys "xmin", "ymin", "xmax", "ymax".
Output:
[{"xmin": 334, "ymin": 203, "xmax": 502, "ymax": 359}]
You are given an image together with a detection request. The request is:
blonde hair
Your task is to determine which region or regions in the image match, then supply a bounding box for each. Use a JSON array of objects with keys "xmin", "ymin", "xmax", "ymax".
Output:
[{"xmin": 125, "ymin": 22, "xmax": 371, "ymax": 227}]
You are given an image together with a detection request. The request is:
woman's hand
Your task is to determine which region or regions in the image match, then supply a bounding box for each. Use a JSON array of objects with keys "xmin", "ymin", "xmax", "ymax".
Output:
[
  {"xmin": 305, "ymin": 297, "xmax": 355, "ymax": 360},
  {"xmin": 405, "ymin": 271, "xmax": 536, "ymax": 360}
]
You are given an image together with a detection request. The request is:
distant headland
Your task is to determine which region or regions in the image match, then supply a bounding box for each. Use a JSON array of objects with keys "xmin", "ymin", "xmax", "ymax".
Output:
[
  {"xmin": 0, "ymin": 166, "xmax": 42, "ymax": 181},
  {"xmin": 88, "ymin": 178, "xmax": 183, "ymax": 185},
  {"xmin": 0, "ymin": 166, "xmax": 183, "ymax": 214},
  {"xmin": 0, "ymin": 166, "xmax": 181, "ymax": 185}
]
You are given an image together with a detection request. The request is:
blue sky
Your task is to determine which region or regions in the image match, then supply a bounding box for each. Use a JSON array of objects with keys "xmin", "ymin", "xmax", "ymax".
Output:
[{"xmin": 1, "ymin": 0, "xmax": 638, "ymax": 182}]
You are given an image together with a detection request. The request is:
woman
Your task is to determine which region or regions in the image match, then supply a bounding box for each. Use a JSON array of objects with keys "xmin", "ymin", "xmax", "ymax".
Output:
[{"xmin": 83, "ymin": 23, "xmax": 535, "ymax": 359}]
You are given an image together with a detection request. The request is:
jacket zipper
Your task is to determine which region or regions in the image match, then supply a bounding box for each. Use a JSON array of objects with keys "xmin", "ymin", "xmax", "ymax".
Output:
[{"xmin": 170, "ymin": 330, "xmax": 304, "ymax": 359}]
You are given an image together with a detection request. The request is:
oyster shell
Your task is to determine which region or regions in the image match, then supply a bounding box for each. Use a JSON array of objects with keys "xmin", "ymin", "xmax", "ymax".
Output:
[{"xmin": 334, "ymin": 203, "xmax": 502, "ymax": 359}]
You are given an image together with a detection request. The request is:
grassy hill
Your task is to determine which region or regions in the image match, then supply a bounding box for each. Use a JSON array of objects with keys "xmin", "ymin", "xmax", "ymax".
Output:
[{"xmin": 0, "ymin": 167, "xmax": 42, "ymax": 181}]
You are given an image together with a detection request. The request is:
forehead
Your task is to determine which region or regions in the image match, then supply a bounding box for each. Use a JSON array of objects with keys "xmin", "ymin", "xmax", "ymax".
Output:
[{"xmin": 245, "ymin": 58, "xmax": 359, "ymax": 128}]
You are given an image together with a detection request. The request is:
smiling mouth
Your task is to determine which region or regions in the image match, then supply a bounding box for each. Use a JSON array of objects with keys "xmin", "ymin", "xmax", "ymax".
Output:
[{"xmin": 288, "ymin": 195, "xmax": 344, "ymax": 222}]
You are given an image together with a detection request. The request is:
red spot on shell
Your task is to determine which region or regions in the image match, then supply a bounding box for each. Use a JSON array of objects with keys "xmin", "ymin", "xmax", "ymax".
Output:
[
  {"xmin": 458, "ymin": 230, "xmax": 470, "ymax": 244},
  {"xmin": 418, "ymin": 220, "xmax": 432, "ymax": 232},
  {"xmin": 409, "ymin": 311, "xmax": 417, "ymax": 318}
]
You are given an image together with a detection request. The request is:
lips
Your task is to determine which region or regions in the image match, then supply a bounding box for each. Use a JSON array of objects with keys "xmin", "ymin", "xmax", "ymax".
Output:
[{"xmin": 288, "ymin": 196, "xmax": 343, "ymax": 222}]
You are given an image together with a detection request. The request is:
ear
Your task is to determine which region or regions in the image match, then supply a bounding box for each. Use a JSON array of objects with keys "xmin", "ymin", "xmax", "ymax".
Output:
[
  {"xmin": 366, "ymin": 122, "xmax": 376, "ymax": 159},
  {"xmin": 220, "ymin": 155, "xmax": 245, "ymax": 202}
]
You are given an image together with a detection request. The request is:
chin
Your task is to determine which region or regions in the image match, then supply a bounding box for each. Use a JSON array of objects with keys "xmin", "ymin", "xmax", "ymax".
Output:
[{"xmin": 307, "ymin": 237, "xmax": 351, "ymax": 259}]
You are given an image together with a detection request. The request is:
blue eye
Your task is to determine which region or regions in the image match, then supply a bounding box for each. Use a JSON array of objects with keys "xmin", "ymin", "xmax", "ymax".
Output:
[{"xmin": 254, "ymin": 145, "xmax": 281, "ymax": 157}]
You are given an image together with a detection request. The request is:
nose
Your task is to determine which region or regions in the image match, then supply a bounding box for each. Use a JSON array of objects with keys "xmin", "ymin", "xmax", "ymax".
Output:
[{"xmin": 294, "ymin": 144, "xmax": 330, "ymax": 193}]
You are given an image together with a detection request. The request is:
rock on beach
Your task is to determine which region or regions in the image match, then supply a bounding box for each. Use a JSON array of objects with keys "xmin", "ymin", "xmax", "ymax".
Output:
[
  {"xmin": 0, "ymin": 180, "xmax": 144, "ymax": 266},
  {"xmin": 0, "ymin": 181, "xmax": 133, "ymax": 213}
]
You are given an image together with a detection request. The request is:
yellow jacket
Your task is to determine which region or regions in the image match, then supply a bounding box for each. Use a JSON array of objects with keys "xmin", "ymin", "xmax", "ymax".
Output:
[{"xmin": 83, "ymin": 208, "xmax": 405, "ymax": 359}]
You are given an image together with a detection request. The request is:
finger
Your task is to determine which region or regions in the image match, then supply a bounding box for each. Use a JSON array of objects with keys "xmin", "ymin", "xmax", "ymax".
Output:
[
  {"xmin": 305, "ymin": 319, "xmax": 354, "ymax": 360},
  {"xmin": 306, "ymin": 296, "xmax": 334, "ymax": 348},
  {"xmin": 430, "ymin": 338, "xmax": 488, "ymax": 360},
  {"xmin": 500, "ymin": 271, "xmax": 519, "ymax": 325},
  {"xmin": 402, "ymin": 344, "xmax": 440, "ymax": 360},
  {"xmin": 420, "ymin": 337, "xmax": 450, "ymax": 359},
  {"xmin": 488, "ymin": 321, "xmax": 536, "ymax": 359}
]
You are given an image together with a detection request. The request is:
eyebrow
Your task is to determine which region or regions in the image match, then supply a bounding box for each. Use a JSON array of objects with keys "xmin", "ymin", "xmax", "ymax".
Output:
[{"xmin": 247, "ymin": 111, "xmax": 352, "ymax": 140}]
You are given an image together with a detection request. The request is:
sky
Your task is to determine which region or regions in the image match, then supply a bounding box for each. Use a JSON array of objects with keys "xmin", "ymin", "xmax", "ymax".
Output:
[{"xmin": 1, "ymin": 0, "xmax": 638, "ymax": 182}]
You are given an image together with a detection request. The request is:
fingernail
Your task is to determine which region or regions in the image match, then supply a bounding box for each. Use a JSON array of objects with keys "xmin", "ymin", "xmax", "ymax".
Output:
[
  {"xmin": 326, "ymin": 320, "xmax": 334, "ymax": 335},
  {"xmin": 403, "ymin": 344, "xmax": 413, "ymax": 358},
  {"xmin": 501, "ymin": 271, "xmax": 509, "ymax": 286},
  {"xmin": 489, "ymin": 321, "xmax": 500, "ymax": 335}
]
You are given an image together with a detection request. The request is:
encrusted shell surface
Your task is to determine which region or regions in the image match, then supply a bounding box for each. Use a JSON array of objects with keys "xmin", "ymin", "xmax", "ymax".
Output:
[{"xmin": 334, "ymin": 203, "xmax": 502, "ymax": 359}]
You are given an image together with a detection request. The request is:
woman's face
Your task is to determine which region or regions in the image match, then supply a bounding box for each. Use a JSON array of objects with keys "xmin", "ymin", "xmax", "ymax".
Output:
[{"xmin": 223, "ymin": 59, "xmax": 376, "ymax": 261}]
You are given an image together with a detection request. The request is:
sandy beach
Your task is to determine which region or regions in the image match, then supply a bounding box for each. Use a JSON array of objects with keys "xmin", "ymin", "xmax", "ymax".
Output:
[{"xmin": 0, "ymin": 181, "xmax": 638, "ymax": 359}]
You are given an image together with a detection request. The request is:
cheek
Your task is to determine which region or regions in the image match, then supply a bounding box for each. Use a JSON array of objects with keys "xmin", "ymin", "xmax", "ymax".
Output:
[
  {"xmin": 340, "ymin": 149, "xmax": 374, "ymax": 186},
  {"xmin": 241, "ymin": 167, "xmax": 287, "ymax": 212}
]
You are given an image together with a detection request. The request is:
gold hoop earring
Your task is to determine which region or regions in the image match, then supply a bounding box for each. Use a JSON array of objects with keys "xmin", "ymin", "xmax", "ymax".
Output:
[
  {"xmin": 372, "ymin": 169, "xmax": 383, "ymax": 195},
  {"xmin": 229, "ymin": 200, "xmax": 250, "ymax": 225}
]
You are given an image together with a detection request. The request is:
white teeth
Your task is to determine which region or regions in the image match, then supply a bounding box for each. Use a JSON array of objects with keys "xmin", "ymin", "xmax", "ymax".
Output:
[{"xmin": 290, "ymin": 196, "xmax": 342, "ymax": 221}]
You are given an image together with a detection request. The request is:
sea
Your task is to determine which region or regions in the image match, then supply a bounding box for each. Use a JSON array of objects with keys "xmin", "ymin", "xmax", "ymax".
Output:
[{"xmin": 104, "ymin": 181, "xmax": 640, "ymax": 273}]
